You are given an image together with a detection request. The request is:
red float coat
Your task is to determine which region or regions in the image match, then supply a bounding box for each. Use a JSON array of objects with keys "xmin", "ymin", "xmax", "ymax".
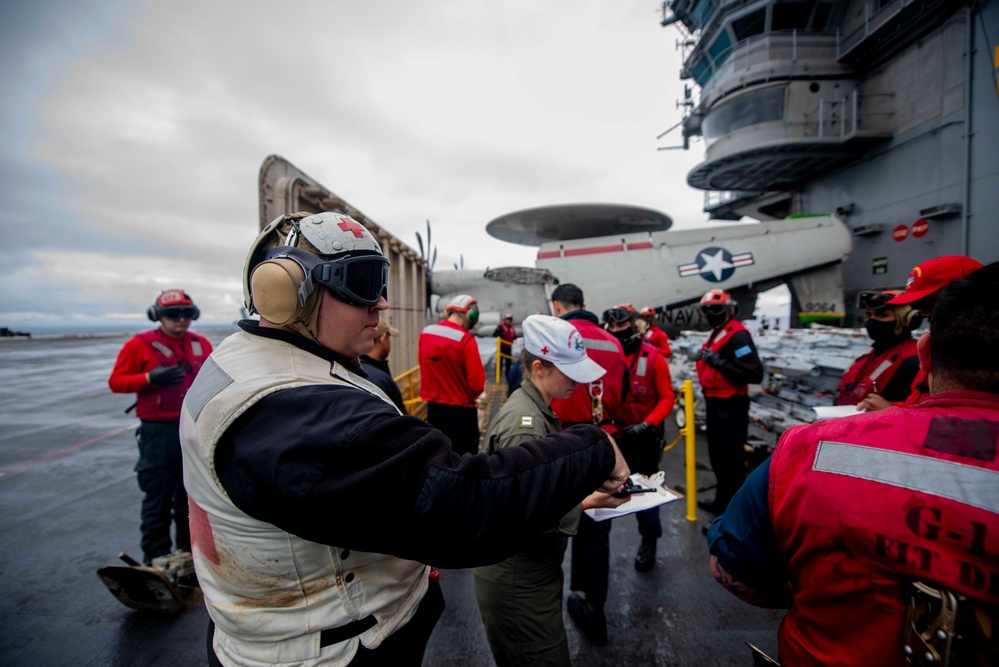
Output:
[
  {"xmin": 696, "ymin": 319, "xmax": 759, "ymax": 399},
  {"xmin": 418, "ymin": 320, "xmax": 485, "ymax": 407},
  {"xmin": 769, "ymin": 391, "xmax": 999, "ymax": 666},
  {"xmin": 550, "ymin": 312, "xmax": 628, "ymax": 432},
  {"xmin": 642, "ymin": 324, "xmax": 672, "ymax": 358},
  {"xmin": 108, "ymin": 327, "xmax": 212, "ymax": 421},
  {"xmin": 623, "ymin": 342, "xmax": 675, "ymax": 427},
  {"xmin": 892, "ymin": 368, "xmax": 931, "ymax": 408},
  {"xmin": 837, "ymin": 337, "xmax": 918, "ymax": 405}
]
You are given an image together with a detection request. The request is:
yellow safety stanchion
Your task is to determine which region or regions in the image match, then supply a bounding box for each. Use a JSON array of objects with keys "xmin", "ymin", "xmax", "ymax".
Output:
[
  {"xmin": 681, "ymin": 379, "xmax": 698, "ymax": 522},
  {"xmin": 495, "ymin": 337, "xmax": 502, "ymax": 385}
]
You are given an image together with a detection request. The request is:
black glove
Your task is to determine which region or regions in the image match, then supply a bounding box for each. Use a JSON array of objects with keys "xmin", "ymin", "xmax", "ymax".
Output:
[
  {"xmin": 700, "ymin": 349, "xmax": 722, "ymax": 367},
  {"xmin": 148, "ymin": 365, "xmax": 186, "ymax": 385},
  {"xmin": 622, "ymin": 421, "xmax": 653, "ymax": 438}
]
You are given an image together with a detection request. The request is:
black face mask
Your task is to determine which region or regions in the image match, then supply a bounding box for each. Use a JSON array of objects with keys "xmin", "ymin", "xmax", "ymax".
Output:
[
  {"xmin": 864, "ymin": 318, "xmax": 898, "ymax": 343},
  {"xmin": 610, "ymin": 327, "xmax": 634, "ymax": 342},
  {"xmin": 705, "ymin": 312, "xmax": 729, "ymax": 328}
]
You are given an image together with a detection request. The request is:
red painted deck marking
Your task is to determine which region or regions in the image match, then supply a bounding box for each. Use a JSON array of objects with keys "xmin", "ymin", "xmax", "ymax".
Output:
[{"xmin": 0, "ymin": 424, "xmax": 135, "ymax": 479}]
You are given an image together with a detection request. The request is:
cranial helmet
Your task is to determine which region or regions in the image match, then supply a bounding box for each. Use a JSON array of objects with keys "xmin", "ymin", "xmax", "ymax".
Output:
[
  {"xmin": 147, "ymin": 289, "xmax": 200, "ymax": 322},
  {"xmin": 639, "ymin": 306, "xmax": 656, "ymax": 318},
  {"xmin": 243, "ymin": 211, "xmax": 388, "ymax": 341},
  {"xmin": 700, "ymin": 289, "xmax": 735, "ymax": 308},
  {"xmin": 858, "ymin": 289, "xmax": 923, "ymax": 334}
]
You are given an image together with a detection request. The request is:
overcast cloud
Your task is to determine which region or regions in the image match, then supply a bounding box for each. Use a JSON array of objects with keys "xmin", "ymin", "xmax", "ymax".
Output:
[{"xmin": 1, "ymin": 0, "xmax": 729, "ymax": 329}]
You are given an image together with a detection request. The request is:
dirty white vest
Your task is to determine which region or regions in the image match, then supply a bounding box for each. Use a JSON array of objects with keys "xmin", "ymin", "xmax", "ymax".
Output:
[{"xmin": 180, "ymin": 331, "xmax": 428, "ymax": 666}]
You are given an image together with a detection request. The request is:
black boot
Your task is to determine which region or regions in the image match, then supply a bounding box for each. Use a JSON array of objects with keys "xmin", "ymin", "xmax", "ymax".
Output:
[
  {"xmin": 567, "ymin": 592, "xmax": 608, "ymax": 646},
  {"xmin": 634, "ymin": 538, "xmax": 657, "ymax": 572}
]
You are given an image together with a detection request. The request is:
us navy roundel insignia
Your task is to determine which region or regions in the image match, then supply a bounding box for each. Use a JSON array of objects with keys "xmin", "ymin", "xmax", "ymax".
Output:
[{"xmin": 678, "ymin": 246, "xmax": 755, "ymax": 283}]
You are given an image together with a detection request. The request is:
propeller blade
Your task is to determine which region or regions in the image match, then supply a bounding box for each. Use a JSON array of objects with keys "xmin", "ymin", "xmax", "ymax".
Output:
[
  {"xmin": 431, "ymin": 247, "xmax": 437, "ymax": 271},
  {"xmin": 415, "ymin": 231, "xmax": 425, "ymax": 258}
]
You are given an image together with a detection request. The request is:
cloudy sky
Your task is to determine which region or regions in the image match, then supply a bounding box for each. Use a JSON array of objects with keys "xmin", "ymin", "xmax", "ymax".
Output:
[{"xmin": 1, "ymin": 0, "xmax": 756, "ymax": 330}]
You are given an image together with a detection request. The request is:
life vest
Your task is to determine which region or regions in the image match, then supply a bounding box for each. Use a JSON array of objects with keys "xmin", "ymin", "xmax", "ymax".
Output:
[
  {"xmin": 496, "ymin": 322, "xmax": 516, "ymax": 346},
  {"xmin": 550, "ymin": 318, "xmax": 627, "ymax": 429},
  {"xmin": 769, "ymin": 392, "xmax": 999, "ymax": 666},
  {"xmin": 696, "ymin": 319, "xmax": 751, "ymax": 399},
  {"xmin": 418, "ymin": 321, "xmax": 484, "ymax": 407},
  {"xmin": 624, "ymin": 342, "xmax": 661, "ymax": 425},
  {"xmin": 181, "ymin": 331, "xmax": 427, "ymax": 666},
  {"xmin": 900, "ymin": 368, "xmax": 931, "ymax": 407},
  {"xmin": 643, "ymin": 325, "xmax": 672, "ymax": 358},
  {"xmin": 836, "ymin": 337, "xmax": 918, "ymax": 405},
  {"xmin": 135, "ymin": 329, "xmax": 210, "ymax": 421}
]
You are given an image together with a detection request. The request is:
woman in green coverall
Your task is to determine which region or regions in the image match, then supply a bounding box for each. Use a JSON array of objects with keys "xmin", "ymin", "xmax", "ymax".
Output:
[{"xmin": 474, "ymin": 315, "xmax": 629, "ymax": 666}]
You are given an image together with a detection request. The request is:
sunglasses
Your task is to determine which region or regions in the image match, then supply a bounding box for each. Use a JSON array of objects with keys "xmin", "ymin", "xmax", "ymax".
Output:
[
  {"xmin": 857, "ymin": 291, "xmax": 893, "ymax": 310},
  {"xmin": 159, "ymin": 307, "xmax": 198, "ymax": 320},
  {"xmin": 313, "ymin": 254, "xmax": 389, "ymax": 306}
]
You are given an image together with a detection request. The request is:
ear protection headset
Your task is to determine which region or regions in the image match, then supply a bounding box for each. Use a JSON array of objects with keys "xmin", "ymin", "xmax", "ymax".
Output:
[
  {"xmin": 147, "ymin": 290, "xmax": 200, "ymax": 322},
  {"xmin": 894, "ymin": 305, "xmax": 923, "ymax": 334},
  {"xmin": 245, "ymin": 212, "xmax": 320, "ymax": 326},
  {"xmin": 249, "ymin": 245, "xmax": 324, "ymax": 326},
  {"xmin": 244, "ymin": 211, "xmax": 388, "ymax": 328}
]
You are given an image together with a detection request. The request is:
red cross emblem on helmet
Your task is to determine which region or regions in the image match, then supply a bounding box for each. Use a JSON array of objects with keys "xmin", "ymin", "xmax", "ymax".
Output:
[{"xmin": 338, "ymin": 218, "xmax": 367, "ymax": 238}]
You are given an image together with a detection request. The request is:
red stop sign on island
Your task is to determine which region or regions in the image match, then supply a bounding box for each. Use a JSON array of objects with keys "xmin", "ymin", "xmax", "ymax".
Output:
[
  {"xmin": 912, "ymin": 218, "xmax": 930, "ymax": 237},
  {"xmin": 892, "ymin": 224, "xmax": 909, "ymax": 242}
]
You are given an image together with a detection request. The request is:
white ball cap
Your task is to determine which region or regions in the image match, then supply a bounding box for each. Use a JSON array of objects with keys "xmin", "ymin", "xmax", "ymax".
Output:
[{"xmin": 522, "ymin": 314, "xmax": 607, "ymax": 384}]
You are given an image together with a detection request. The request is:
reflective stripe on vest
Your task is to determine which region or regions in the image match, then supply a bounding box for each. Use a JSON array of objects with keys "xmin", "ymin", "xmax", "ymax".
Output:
[
  {"xmin": 423, "ymin": 324, "xmax": 465, "ymax": 342},
  {"xmin": 635, "ymin": 356, "xmax": 648, "ymax": 377},
  {"xmin": 814, "ymin": 440, "xmax": 999, "ymax": 515},
  {"xmin": 151, "ymin": 340, "xmax": 174, "ymax": 357},
  {"xmin": 583, "ymin": 338, "xmax": 619, "ymax": 353}
]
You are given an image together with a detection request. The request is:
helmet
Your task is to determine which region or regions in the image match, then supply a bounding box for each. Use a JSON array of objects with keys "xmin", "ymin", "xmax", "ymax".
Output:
[
  {"xmin": 147, "ymin": 289, "xmax": 200, "ymax": 322},
  {"xmin": 243, "ymin": 212, "xmax": 388, "ymax": 341},
  {"xmin": 700, "ymin": 289, "xmax": 735, "ymax": 308},
  {"xmin": 445, "ymin": 294, "xmax": 478, "ymax": 314},
  {"xmin": 859, "ymin": 290, "xmax": 922, "ymax": 333},
  {"xmin": 602, "ymin": 303, "xmax": 636, "ymax": 325},
  {"xmin": 639, "ymin": 306, "xmax": 656, "ymax": 317}
]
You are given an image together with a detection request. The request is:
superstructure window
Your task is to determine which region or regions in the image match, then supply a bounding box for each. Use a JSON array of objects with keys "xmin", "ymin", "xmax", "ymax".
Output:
[
  {"xmin": 691, "ymin": 0, "xmax": 715, "ymax": 28},
  {"xmin": 772, "ymin": 2, "xmax": 834, "ymax": 32},
  {"xmin": 708, "ymin": 30, "xmax": 733, "ymax": 67},
  {"xmin": 692, "ymin": 59, "xmax": 713, "ymax": 87},
  {"xmin": 732, "ymin": 9, "xmax": 766, "ymax": 41},
  {"xmin": 702, "ymin": 88, "xmax": 785, "ymax": 143}
]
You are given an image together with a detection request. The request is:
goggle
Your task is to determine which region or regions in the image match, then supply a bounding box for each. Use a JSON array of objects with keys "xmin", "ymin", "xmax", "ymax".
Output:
[
  {"xmin": 159, "ymin": 307, "xmax": 198, "ymax": 320},
  {"xmin": 603, "ymin": 307, "xmax": 633, "ymax": 324},
  {"xmin": 857, "ymin": 291, "xmax": 894, "ymax": 311},
  {"xmin": 313, "ymin": 253, "xmax": 389, "ymax": 306},
  {"xmin": 699, "ymin": 303, "xmax": 728, "ymax": 316}
]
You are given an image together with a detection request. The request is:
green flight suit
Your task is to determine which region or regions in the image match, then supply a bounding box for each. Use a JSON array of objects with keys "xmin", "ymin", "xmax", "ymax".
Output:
[{"xmin": 474, "ymin": 379, "xmax": 578, "ymax": 666}]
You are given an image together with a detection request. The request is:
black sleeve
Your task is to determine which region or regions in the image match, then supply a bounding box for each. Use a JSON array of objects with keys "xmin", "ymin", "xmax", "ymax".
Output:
[
  {"xmin": 706, "ymin": 457, "xmax": 791, "ymax": 608},
  {"xmin": 215, "ymin": 384, "xmax": 615, "ymax": 568},
  {"xmin": 881, "ymin": 355, "xmax": 920, "ymax": 403},
  {"xmin": 716, "ymin": 330, "xmax": 764, "ymax": 385}
]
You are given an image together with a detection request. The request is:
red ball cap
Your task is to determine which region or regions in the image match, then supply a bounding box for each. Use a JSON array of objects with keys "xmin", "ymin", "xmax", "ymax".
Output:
[{"xmin": 887, "ymin": 256, "xmax": 983, "ymax": 305}]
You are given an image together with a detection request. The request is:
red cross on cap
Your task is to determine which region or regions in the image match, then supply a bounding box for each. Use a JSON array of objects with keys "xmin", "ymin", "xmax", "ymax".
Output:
[
  {"xmin": 337, "ymin": 217, "xmax": 367, "ymax": 238},
  {"xmin": 541, "ymin": 346, "xmax": 549, "ymax": 355}
]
